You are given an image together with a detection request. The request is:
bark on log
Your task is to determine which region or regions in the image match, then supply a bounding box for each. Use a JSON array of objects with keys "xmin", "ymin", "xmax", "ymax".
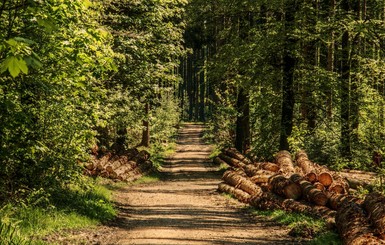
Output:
[
  {"xmin": 249, "ymin": 192, "xmax": 284, "ymax": 210},
  {"xmin": 109, "ymin": 164, "xmax": 133, "ymax": 179},
  {"xmin": 259, "ymin": 162, "xmax": 280, "ymax": 172},
  {"xmin": 328, "ymin": 181, "xmax": 347, "ymax": 194},
  {"xmin": 305, "ymin": 172, "xmax": 318, "ymax": 183},
  {"xmin": 295, "ymin": 150, "xmax": 317, "ymax": 174},
  {"xmin": 313, "ymin": 182, "xmax": 325, "ymax": 191},
  {"xmin": 323, "ymin": 172, "xmax": 348, "ymax": 193},
  {"xmin": 363, "ymin": 192, "xmax": 385, "ymax": 239},
  {"xmin": 275, "ymin": 150, "xmax": 296, "ymax": 177},
  {"xmin": 105, "ymin": 157, "xmax": 133, "ymax": 174},
  {"xmin": 269, "ymin": 174, "xmax": 302, "ymax": 200},
  {"xmin": 218, "ymin": 153, "xmax": 246, "ymax": 168},
  {"xmin": 244, "ymin": 165, "xmax": 275, "ymax": 178},
  {"xmin": 336, "ymin": 202, "xmax": 384, "ymax": 245},
  {"xmin": 96, "ymin": 153, "xmax": 112, "ymax": 171},
  {"xmin": 250, "ymin": 173, "xmax": 275, "ymax": 184},
  {"xmin": 218, "ymin": 182, "xmax": 251, "ymax": 203},
  {"xmin": 327, "ymin": 192, "xmax": 363, "ymax": 211},
  {"xmin": 290, "ymin": 174, "xmax": 328, "ymax": 206},
  {"xmin": 222, "ymin": 170, "xmax": 263, "ymax": 196},
  {"xmin": 223, "ymin": 148, "xmax": 253, "ymax": 164},
  {"xmin": 213, "ymin": 156, "xmax": 228, "ymax": 166}
]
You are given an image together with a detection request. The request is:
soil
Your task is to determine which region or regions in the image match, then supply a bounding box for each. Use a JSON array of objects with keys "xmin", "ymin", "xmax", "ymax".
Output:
[{"xmin": 46, "ymin": 124, "xmax": 301, "ymax": 244}]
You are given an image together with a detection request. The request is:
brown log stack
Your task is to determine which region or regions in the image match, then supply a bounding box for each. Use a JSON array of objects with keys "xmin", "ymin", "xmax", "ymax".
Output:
[
  {"xmin": 215, "ymin": 148, "xmax": 383, "ymax": 245},
  {"xmin": 290, "ymin": 174, "xmax": 328, "ymax": 206},
  {"xmin": 84, "ymin": 148, "xmax": 154, "ymax": 182}
]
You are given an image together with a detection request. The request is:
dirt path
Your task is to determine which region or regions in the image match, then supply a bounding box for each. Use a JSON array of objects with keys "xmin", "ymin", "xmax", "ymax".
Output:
[{"xmin": 50, "ymin": 124, "xmax": 299, "ymax": 244}]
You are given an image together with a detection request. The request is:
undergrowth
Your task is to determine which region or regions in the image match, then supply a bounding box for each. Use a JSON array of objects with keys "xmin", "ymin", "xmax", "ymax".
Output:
[
  {"xmin": 0, "ymin": 176, "xmax": 117, "ymax": 244},
  {"xmin": 249, "ymin": 208, "xmax": 342, "ymax": 245}
]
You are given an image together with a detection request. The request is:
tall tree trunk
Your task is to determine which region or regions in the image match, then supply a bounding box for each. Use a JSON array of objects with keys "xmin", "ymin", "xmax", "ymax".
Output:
[
  {"xmin": 199, "ymin": 48, "xmax": 206, "ymax": 121},
  {"xmin": 327, "ymin": 0, "xmax": 336, "ymax": 118},
  {"xmin": 140, "ymin": 103, "xmax": 150, "ymax": 147},
  {"xmin": 279, "ymin": 1, "xmax": 297, "ymax": 151},
  {"xmin": 340, "ymin": 0, "xmax": 352, "ymax": 159},
  {"xmin": 235, "ymin": 87, "xmax": 250, "ymax": 154}
]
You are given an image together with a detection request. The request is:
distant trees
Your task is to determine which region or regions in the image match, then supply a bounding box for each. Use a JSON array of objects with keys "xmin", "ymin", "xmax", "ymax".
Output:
[{"xmin": 181, "ymin": 0, "xmax": 385, "ymax": 167}]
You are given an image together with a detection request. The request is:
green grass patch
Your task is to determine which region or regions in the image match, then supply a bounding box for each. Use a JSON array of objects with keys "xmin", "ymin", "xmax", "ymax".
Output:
[
  {"xmin": 132, "ymin": 171, "xmax": 161, "ymax": 185},
  {"xmin": 0, "ymin": 177, "xmax": 117, "ymax": 244},
  {"xmin": 249, "ymin": 208, "xmax": 341, "ymax": 244}
]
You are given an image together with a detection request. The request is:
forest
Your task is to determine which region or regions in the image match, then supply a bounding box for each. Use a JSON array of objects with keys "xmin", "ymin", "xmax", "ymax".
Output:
[{"xmin": 1, "ymin": 0, "xmax": 385, "ymax": 244}]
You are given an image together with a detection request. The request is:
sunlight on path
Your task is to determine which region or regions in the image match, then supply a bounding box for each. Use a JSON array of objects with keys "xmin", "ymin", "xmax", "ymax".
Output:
[{"xmin": 111, "ymin": 123, "xmax": 296, "ymax": 245}]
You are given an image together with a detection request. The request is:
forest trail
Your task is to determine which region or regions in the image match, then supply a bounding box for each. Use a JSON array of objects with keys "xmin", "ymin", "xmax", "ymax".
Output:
[{"xmin": 51, "ymin": 124, "xmax": 298, "ymax": 244}]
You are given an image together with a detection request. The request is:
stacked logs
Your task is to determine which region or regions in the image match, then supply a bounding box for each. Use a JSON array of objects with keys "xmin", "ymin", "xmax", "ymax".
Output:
[
  {"xmin": 83, "ymin": 148, "xmax": 154, "ymax": 182},
  {"xmin": 215, "ymin": 148, "xmax": 385, "ymax": 245}
]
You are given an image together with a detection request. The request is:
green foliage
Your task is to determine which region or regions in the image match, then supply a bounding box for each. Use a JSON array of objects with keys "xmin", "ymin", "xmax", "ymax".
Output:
[
  {"xmin": 0, "ymin": 219, "xmax": 31, "ymax": 245},
  {"xmin": 250, "ymin": 208, "xmax": 341, "ymax": 243},
  {"xmin": 0, "ymin": 177, "xmax": 116, "ymax": 242}
]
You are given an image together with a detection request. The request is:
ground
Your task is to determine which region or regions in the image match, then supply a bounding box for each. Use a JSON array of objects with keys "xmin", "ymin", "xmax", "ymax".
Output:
[{"xmin": 48, "ymin": 124, "xmax": 300, "ymax": 244}]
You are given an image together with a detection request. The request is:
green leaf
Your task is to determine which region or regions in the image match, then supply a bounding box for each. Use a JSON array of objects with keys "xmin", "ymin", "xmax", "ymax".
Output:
[
  {"xmin": 7, "ymin": 57, "xmax": 21, "ymax": 78},
  {"xmin": 18, "ymin": 59, "xmax": 28, "ymax": 74},
  {"xmin": 3, "ymin": 56, "xmax": 29, "ymax": 78}
]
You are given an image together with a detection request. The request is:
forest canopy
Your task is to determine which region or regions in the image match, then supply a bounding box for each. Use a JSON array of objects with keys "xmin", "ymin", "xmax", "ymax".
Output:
[{"xmin": 1, "ymin": 0, "xmax": 385, "ymax": 203}]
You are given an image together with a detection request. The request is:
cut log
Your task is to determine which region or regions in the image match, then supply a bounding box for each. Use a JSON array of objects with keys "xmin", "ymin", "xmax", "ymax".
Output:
[
  {"xmin": 259, "ymin": 162, "xmax": 280, "ymax": 172},
  {"xmin": 250, "ymin": 173, "xmax": 275, "ymax": 184},
  {"xmin": 336, "ymin": 202, "xmax": 384, "ymax": 245},
  {"xmin": 305, "ymin": 172, "xmax": 318, "ymax": 183},
  {"xmin": 223, "ymin": 148, "xmax": 253, "ymax": 164},
  {"xmin": 213, "ymin": 156, "xmax": 228, "ymax": 166},
  {"xmin": 222, "ymin": 170, "xmax": 263, "ymax": 196},
  {"xmin": 218, "ymin": 153, "xmax": 246, "ymax": 168},
  {"xmin": 328, "ymin": 181, "xmax": 347, "ymax": 194},
  {"xmin": 275, "ymin": 150, "xmax": 296, "ymax": 177},
  {"xmin": 327, "ymin": 192, "xmax": 363, "ymax": 211},
  {"xmin": 218, "ymin": 182, "xmax": 251, "ymax": 203},
  {"xmin": 250, "ymin": 192, "xmax": 284, "ymax": 210},
  {"xmin": 363, "ymin": 192, "xmax": 385, "ymax": 239},
  {"xmin": 295, "ymin": 150, "xmax": 317, "ymax": 174},
  {"xmin": 244, "ymin": 165, "xmax": 275, "ymax": 178},
  {"xmin": 96, "ymin": 153, "xmax": 112, "ymax": 171},
  {"xmin": 313, "ymin": 182, "xmax": 325, "ymax": 191},
  {"xmin": 222, "ymin": 170, "xmax": 243, "ymax": 187},
  {"xmin": 109, "ymin": 164, "xmax": 133, "ymax": 179},
  {"xmin": 290, "ymin": 174, "xmax": 328, "ymax": 206},
  {"xmin": 269, "ymin": 175, "xmax": 302, "ymax": 200},
  {"xmin": 105, "ymin": 157, "xmax": 132, "ymax": 174},
  {"xmin": 318, "ymin": 172, "xmax": 333, "ymax": 187}
]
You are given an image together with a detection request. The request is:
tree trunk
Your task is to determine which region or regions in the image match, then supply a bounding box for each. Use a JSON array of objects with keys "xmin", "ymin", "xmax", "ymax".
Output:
[
  {"xmin": 340, "ymin": 0, "xmax": 352, "ymax": 160},
  {"xmin": 279, "ymin": 1, "xmax": 297, "ymax": 151},
  {"xmin": 140, "ymin": 103, "xmax": 150, "ymax": 147},
  {"xmin": 235, "ymin": 87, "xmax": 251, "ymax": 154}
]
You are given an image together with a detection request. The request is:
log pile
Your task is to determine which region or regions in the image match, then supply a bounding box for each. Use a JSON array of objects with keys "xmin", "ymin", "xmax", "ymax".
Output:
[
  {"xmin": 215, "ymin": 148, "xmax": 385, "ymax": 244},
  {"xmin": 83, "ymin": 148, "xmax": 154, "ymax": 182}
]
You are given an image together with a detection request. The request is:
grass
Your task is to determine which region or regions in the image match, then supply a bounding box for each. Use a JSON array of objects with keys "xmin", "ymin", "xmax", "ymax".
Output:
[
  {"xmin": 0, "ymin": 177, "xmax": 117, "ymax": 244},
  {"xmin": 248, "ymin": 208, "xmax": 342, "ymax": 245}
]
